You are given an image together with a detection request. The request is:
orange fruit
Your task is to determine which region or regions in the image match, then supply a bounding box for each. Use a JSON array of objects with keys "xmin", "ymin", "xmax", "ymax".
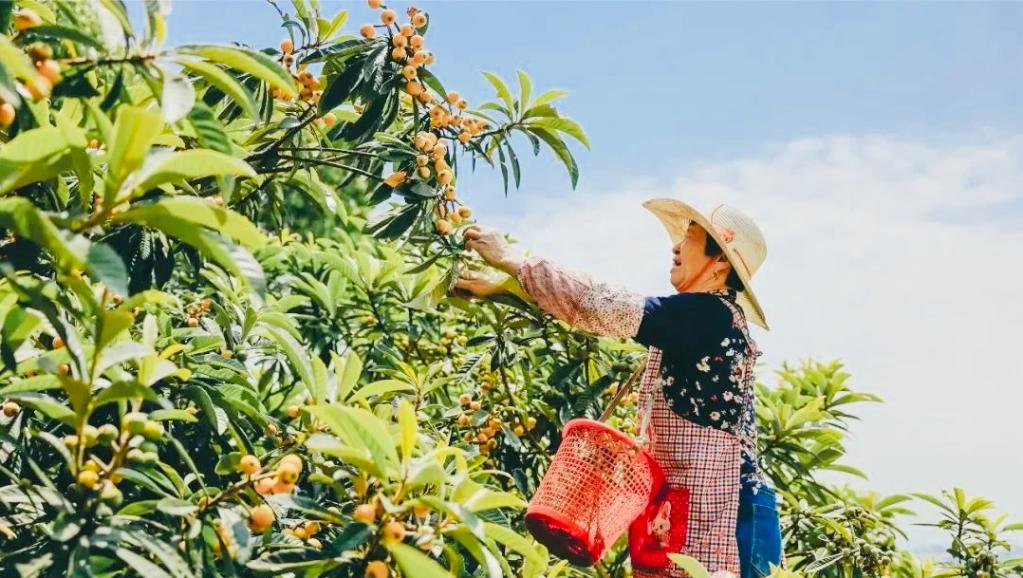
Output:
[
  {"xmin": 405, "ymin": 80, "xmax": 423, "ymax": 96},
  {"xmin": 280, "ymin": 38, "xmax": 294, "ymax": 54},
  {"xmin": 354, "ymin": 503, "xmax": 377, "ymax": 524},
  {"xmin": 255, "ymin": 477, "xmax": 276, "ymax": 495},
  {"xmin": 33, "ymin": 61, "xmax": 60, "ymax": 85},
  {"xmin": 411, "ymin": 51, "xmax": 428, "ymax": 66},
  {"xmin": 415, "ymin": 154, "xmax": 429, "ymax": 166},
  {"xmin": 307, "ymin": 537, "xmax": 322, "ymax": 549},
  {"xmin": 365, "ymin": 561, "xmax": 389, "ymax": 578},
  {"xmin": 401, "ymin": 65, "xmax": 417, "ymax": 80},
  {"xmin": 435, "ymin": 219, "xmax": 452, "ymax": 235},
  {"xmin": 458, "ymin": 393, "xmax": 472, "ymax": 407},
  {"xmin": 437, "ymin": 169, "xmax": 453, "ymax": 185},
  {"xmin": 27, "ymin": 77, "xmax": 51, "ymax": 101},
  {"xmin": 458, "ymin": 206, "xmax": 471, "ymax": 218},
  {"xmin": 52, "ymin": 336, "xmax": 65, "ymax": 349},
  {"xmin": 445, "ymin": 92, "xmax": 460, "ymax": 105},
  {"xmin": 239, "ymin": 455, "xmax": 261, "ymax": 476},
  {"xmin": 409, "ymin": 35, "xmax": 424, "ymax": 49},
  {"xmin": 458, "ymin": 131, "xmax": 471, "ymax": 144},
  {"xmin": 456, "ymin": 98, "xmax": 467, "ymax": 110},
  {"xmin": 322, "ymin": 112, "xmax": 337, "ymax": 126},
  {"xmin": 280, "ymin": 454, "xmax": 303, "ymax": 472},
  {"xmin": 186, "ymin": 317, "xmax": 199, "ymax": 328},
  {"xmin": 381, "ymin": 9, "xmax": 396, "ymax": 25},
  {"xmin": 1, "ymin": 102, "xmax": 17, "ymax": 129},
  {"xmin": 417, "ymin": 166, "xmax": 430, "ymax": 179},
  {"xmin": 413, "ymin": 503, "xmax": 431, "ymax": 518},
  {"xmin": 360, "ymin": 24, "xmax": 376, "ymax": 39},
  {"xmin": 14, "ymin": 8, "xmax": 42, "ymax": 31},
  {"xmin": 272, "ymin": 478, "xmax": 295, "ymax": 494},
  {"xmin": 390, "ymin": 47, "xmax": 406, "ymax": 61},
  {"xmin": 384, "ymin": 171, "xmax": 407, "ymax": 187},
  {"xmin": 399, "ymin": 24, "xmax": 414, "ymax": 37},
  {"xmin": 249, "ymin": 504, "xmax": 275, "ymax": 532},
  {"xmin": 416, "ymin": 91, "xmax": 433, "ymax": 104},
  {"xmin": 413, "ymin": 13, "xmax": 427, "ymax": 27},
  {"xmin": 525, "ymin": 416, "xmax": 537, "ymax": 430},
  {"xmin": 304, "ymin": 521, "xmax": 321, "ymax": 536},
  {"xmin": 2, "ymin": 401, "xmax": 20, "ymax": 417},
  {"xmin": 368, "ymin": 0, "xmax": 382, "ymax": 8},
  {"xmin": 392, "ymin": 34, "xmax": 407, "ymax": 48},
  {"xmin": 287, "ymin": 405, "xmax": 301, "ymax": 419},
  {"xmin": 443, "ymin": 186, "xmax": 456, "ymax": 200},
  {"xmin": 457, "ymin": 414, "xmax": 471, "ymax": 426},
  {"xmin": 381, "ymin": 520, "xmax": 406, "ymax": 542},
  {"xmin": 469, "ymin": 400, "xmax": 482, "ymax": 411}
]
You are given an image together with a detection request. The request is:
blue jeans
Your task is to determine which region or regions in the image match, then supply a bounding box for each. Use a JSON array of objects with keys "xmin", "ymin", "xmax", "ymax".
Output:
[{"xmin": 736, "ymin": 485, "xmax": 782, "ymax": 578}]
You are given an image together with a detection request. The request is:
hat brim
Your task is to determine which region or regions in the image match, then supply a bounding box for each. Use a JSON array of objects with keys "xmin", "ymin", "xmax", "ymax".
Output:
[{"xmin": 642, "ymin": 198, "xmax": 769, "ymax": 330}]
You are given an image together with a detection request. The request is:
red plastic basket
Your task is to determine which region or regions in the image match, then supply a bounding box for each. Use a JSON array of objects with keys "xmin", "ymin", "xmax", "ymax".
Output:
[{"xmin": 525, "ymin": 418, "xmax": 664, "ymax": 566}]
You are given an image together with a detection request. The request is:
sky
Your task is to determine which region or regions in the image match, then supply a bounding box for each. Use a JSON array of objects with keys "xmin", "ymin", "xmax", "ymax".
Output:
[{"xmin": 164, "ymin": 0, "xmax": 1023, "ymax": 555}]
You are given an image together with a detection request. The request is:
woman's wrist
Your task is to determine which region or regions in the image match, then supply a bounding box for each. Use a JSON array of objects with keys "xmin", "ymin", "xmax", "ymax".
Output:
[{"xmin": 496, "ymin": 255, "xmax": 525, "ymax": 276}]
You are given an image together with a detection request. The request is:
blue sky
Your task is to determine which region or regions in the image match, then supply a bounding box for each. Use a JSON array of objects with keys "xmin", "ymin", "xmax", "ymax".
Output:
[
  {"xmin": 165, "ymin": 1, "xmax": 1023, "ymax": 553},
  {"xmin": 165, "ymin": 1, "xmax": 1023, "ymax": 216}
]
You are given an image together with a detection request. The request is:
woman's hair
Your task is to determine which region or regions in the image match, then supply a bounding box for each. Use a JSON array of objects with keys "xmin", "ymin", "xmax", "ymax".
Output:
[{"xmin": 704, "ymin": 236, "xmax": 745, "ymax": 291}]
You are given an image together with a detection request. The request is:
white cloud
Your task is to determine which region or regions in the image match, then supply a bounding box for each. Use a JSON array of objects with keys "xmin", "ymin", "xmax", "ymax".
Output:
[{"xmin": 484, "ymin": 132, "xmax": 1023, "ymax": 552}]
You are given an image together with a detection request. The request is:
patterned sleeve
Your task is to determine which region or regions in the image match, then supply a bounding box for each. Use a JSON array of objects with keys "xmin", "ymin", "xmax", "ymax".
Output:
[{"xmin": 515, "ymin": 256, "xmax": 645, "ymax": 338}]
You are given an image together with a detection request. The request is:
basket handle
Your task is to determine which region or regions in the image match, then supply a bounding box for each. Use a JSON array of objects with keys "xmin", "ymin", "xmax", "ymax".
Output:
[{"xmin": 597, "ymin": 358, "xmax": 649, "ymax": 423}]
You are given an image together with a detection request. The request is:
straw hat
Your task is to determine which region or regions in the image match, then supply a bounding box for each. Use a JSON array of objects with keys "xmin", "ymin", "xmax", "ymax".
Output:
[{"xmin": 642, "ymin": 199, "xmax": 769, "ymax": 330}]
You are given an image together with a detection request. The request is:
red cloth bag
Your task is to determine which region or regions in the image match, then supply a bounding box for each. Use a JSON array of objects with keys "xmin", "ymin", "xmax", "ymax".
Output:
[{"xmin": 628, "ymin": 484, "xmax": 691, "ymax": 572}]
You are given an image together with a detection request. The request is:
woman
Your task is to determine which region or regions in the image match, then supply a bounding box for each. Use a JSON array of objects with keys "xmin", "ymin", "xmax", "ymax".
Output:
[{"xmin": 454, "ymin": 199, "xmax": 782, "ymax": 578}]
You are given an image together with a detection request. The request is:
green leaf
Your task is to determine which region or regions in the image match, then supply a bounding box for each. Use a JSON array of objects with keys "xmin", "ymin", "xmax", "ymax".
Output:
[
  {"xmin": 0, "ymin": 198, "xmax": 87, "ymax": 271},
  {"xmin": 385, "ymin": 542, "xmax": 454, "ymax": 578},
  {"xmin": 335, "ymin": 350, "xmax": 362, "ymax": 402},
  {"xmin": 346, "ymin": 379, "xmax": 415, "ymax": 404},
  {"xmin": 121, "ymin": 150, "xmax": 255, "ymax": 200},
  {"xmin": 156, "ymin": 497, "xmax": 198, "ymax": 516},
  {"xmin": 0, "ymin": 127, "xmax": 71, "ymax": 193},
  {"xmin": 305, "ymin": 405, "xmax": 399, "ymax": 475},
  {"xmin": 106, "ymin": 107, "xmax": 165, "ymax": 199},
  {"xmin": 529, "ymin": 127, "xmax": 578, "ymax": 188},
  {"xmin": 524, "ymin": 117, "xmax": 590, "ymax": 149},
  {"xmin": 667, "ymin": 554, "xmax": 711, "ymax": 578},
  {"xmin": 157, "ymin": 63, "xmax": 196, "ymax": 123},
  {"xmin": 263, "ymin": 325, "xmax": 316, "ymax": 397},
  {"xmin": 25, "ymin": 24, "xmax": 106, "ymax": 50},
  {"xmin": 318, "ymin": 56, "xmax": 364, "ymax": 113},
  {"xmin": 117, "ymin": 197, "xmax": 264, "ymax": 248},
  {"xmin": 482, "ymin": 71, "xmax": 514, "ymax": 114},
  {"xmin": 177, "ymin": 58, "xmax": 259, "ymax": 119},
  {"xmin": 516, "ymin": 70, "xmax": 532, "ymax": 113},
  {"xmin": 530, "ymin": 89, "xmax": 568, "ymax": 108},
  {"xmin": 86, "ymin": 243, "xmax": 129, "ymax": 298},
  {"xmin": 397, "ymin": 398, "xmax": 417, "ymax": 464},
  {"xmin": 483, "ymin": 522, "xmax": 546, "ymax": 570},
  {"xmin": 178, "ymin": 44, "xmax": 296, "ymax": 98}
]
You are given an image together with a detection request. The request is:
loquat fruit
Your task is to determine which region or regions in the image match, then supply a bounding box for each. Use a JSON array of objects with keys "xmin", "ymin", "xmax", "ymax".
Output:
[
  {"xmin": 272, "ymin": 478, "xmax": 295, "ymax": 494},
  {"xmin": 390, "ymin": 46, "xmax": 406, "ymax": 61},
  {"xmin": 469, "ymin": 400, "xmax": 482, "ymax": 411},
  {"xmin": 354, "ymin": 503, "xmax": 377, "ymax": 524},
  {"xmin": 413, "ymin": 503, "xmax": 431, "ymax": 518},
  {"xmin": 304, "ymin": 521, "xmax": 321, "ymax": 536},
  {"xmin": 417, "ymin": 166, "xmax": 430, "ymax": 179},
  {"xmin": 77, "ymin": 470, "xmax": 100, "ymax": 490},
  {"xmin": 239, "ymin": 455, "xmax": 260, "ymax": 476},
  {"xmin": 392, "ymin": 34, "xmax": 407, "ymax": 48},
  {"xmin": 525, "ymin": 416, "xmax": 537, "ymax": 430},
  {"xmin": 365, "ymin": 560, "xmax": 389, "ymax": 578},
  {"xmin": 186, "ymin": 317, "xmax": 199, "ymax": 328},
  {"xmin": 399, "ymin": 24, "xmax": 414, "ymax": 37},
  {"xmin": 457, "ymin": 414, "xmax": 471, "ymax": 426},
  {"xmin": 381, "ymin": 520, "xmax": 406, "ymax": 542},
  {"xmin": 280, "ymin": 38, "xmax": 294, "ymax": 54},
  {"xmin": 412, "ymin": 12, "xmax": 427, "ymax": 27},
  {"xmin": 457, "ymin": 206, "xmax": 471, "ymax": 219},
  {"xmin": 401, "ymin": 65, "xmax": 417, "ymax": 80},
  {"xmin": 381, "ymin": 9, "xmax": 396, "ymax": 25},
  {"xmin": 368, "ymin": 0, "xmax": 382, "ymax": 7},
  {"xmin": 361, "ymin": 24, "xmax": 376, "ymax": 39},
  {"xmin": 249, "ymin": 504, "xmax": 275, "ymax": 532},
  {"xmin": 434, "ymin": 219, "xmax": 452, "ymax": 235},
  {"xmin": 307, "ymin": 537, "xmax": 322, "ymax": 549},
  {"xmin": 27, "ymin": 77, "xmax": 51, "ymax": 101},
  {"xmin": 255, "ymin": 477, "xmax": 276, "ymax": 495},
  {"xmin": 409, "ymin": 35, "xmax": 424, "ymax": 49},
  {"xmin": 14, "ymin": 8, "xmax": 42, "ymax": 31},
  {"xmin": 458, "ymin": 131, "xmax": 471, "ymax": 144},
  {"xmin": 437, "ymin": 169, "xmax": 453, "ymax": 185},
  {"xmin": 322, "ymin": 112, "xmax": 337, "ymax": 126},
  {"xmin": 280, "ymin": 454, "xmax": 303, "ymax": 472},
  {"xmin": 405, "ymin": 80, "xmax": 423, "ymax": 96},
  {"xmin": 415, "ymin": 154, "xmax": 429, "ymax": 166},
  {"xmin": 443, "ymin": 186, "xmax": 456, "ymax": 200},
  {"xmin": 3, "ymin": 401, "xmax": 21, "ymax": 417},
  {"xmin": 0, "ymin": 102, "xmax": 15, "ymax": 129},
  {"xmin": 287, "ymin": 405, "xmax": 301, "ymax": 419},
  {"xmin": 417, "ymin": 91, "xmax": 433, "ymax": 104}
]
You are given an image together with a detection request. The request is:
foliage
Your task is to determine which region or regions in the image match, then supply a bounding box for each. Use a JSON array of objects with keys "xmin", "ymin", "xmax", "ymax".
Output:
[{"xmin": 0, "ymin": 2, "xmax": 1019, "ymax": 578}]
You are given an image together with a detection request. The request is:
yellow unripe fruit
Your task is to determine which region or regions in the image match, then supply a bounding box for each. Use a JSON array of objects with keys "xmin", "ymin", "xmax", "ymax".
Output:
[
  {"xmin": 280, "ymin": 38, "xmax": 294, "ymax": 54},
  {"xmin": 361, "ymin": 24, "xmax": 376, "ymax": 39},
  {"xmin": 526, "ymin": 416, "xmax": 538, "ymax": 430},
  {"xmin": 14, "ymin": 8, "xmax": 42, "ymax": 31},
  {"xmin": 458, "ymin": 131, "xmax": 471, "ymax": 144},
  {"xmin": 418, "ymin": 166, "xmax": 430, "ymax": 179},
  {"xmin": 381, "ymin": 9, "xmax": 396, "ymax": 25},
  {"xmin": 365, "ymin": 561, "xmax": 389, "ymax": 578},
  {"xmin": 382, "ymin": 520, "xmax": 406, "ymax": 542},
  {"xmin": 249, "ymin": 504, "xmax": 275, "ymax": 532},
  {"xmin": 239, "ymin": 455, "xmax": 261, "ymax": 476},
  {"xmin": 354, "ymin": 503, "xmax": 377, "ymax": 524},
  {"xmin": 437, "ymin": 169, "xmax": 453, "ymax": 185},
  {"xmin": 513, "ymin": 425, "xmax": 525, "ymax": 436},
  {"xmin": 401, "ymin": 65, "xmax": 417, "ymax": 80},
  {"xmin": 78, "ymin": 470, "xmax": 100, "ymax": 490},
  {"xmin": 52, "ymin": 336, "xmax": 65, "ymax": 349},
  {"xmin": 412, "ymin": 13, "xmax": 428, "ymax": 27},
  {"xmin": 287, "ymin": 405, "xmax": 301, "ymax": 419},
  {"xmin": 435, "ymin": 219, "xmax": 452, "ymax": 235},
  {"xmin": 434, "ymin": 158, "xmax": 449, "ymax": 172},
  {"xmin": 390, "ymin": 47, "xmax": 406, "ymax": 61}
]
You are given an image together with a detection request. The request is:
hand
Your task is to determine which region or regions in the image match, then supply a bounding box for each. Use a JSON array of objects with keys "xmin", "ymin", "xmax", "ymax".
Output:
[
  {"xmin": 451, "ymin": 269, "xmax": 505, "ymax": 300},
  {"xmin": 461, "ymin": 224, "xmax": 523, "ymax": 274}
]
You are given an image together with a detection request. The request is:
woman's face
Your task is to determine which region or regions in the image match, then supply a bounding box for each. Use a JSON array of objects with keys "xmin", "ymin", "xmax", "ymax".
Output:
[{"xmin": 669, "ymin": 223, "xmax": 716, "ymax": 292}]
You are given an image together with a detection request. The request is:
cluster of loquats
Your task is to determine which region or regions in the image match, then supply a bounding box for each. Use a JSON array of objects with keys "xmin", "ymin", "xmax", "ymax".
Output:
[
  {"xmin": 272, "ymin": 36, "xmax": 337, "ymax": 127},
  {"xmin": 454, "ymin": 389, "xmax": 537, "ymax": 457},
  {"xmin": 1, "ymin": 8, "xmax": 61, "ymax": 129},
  {"xmin": 351, "ymin": 493, "xmax": 441, "ymax": 575},
  {"xmin": 184, "ymin": 297, "xmax": 213, "ymax": 328},
  {"xmin": 247, "ymin": 453, "xmax": 304, "ymax": 497}
]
